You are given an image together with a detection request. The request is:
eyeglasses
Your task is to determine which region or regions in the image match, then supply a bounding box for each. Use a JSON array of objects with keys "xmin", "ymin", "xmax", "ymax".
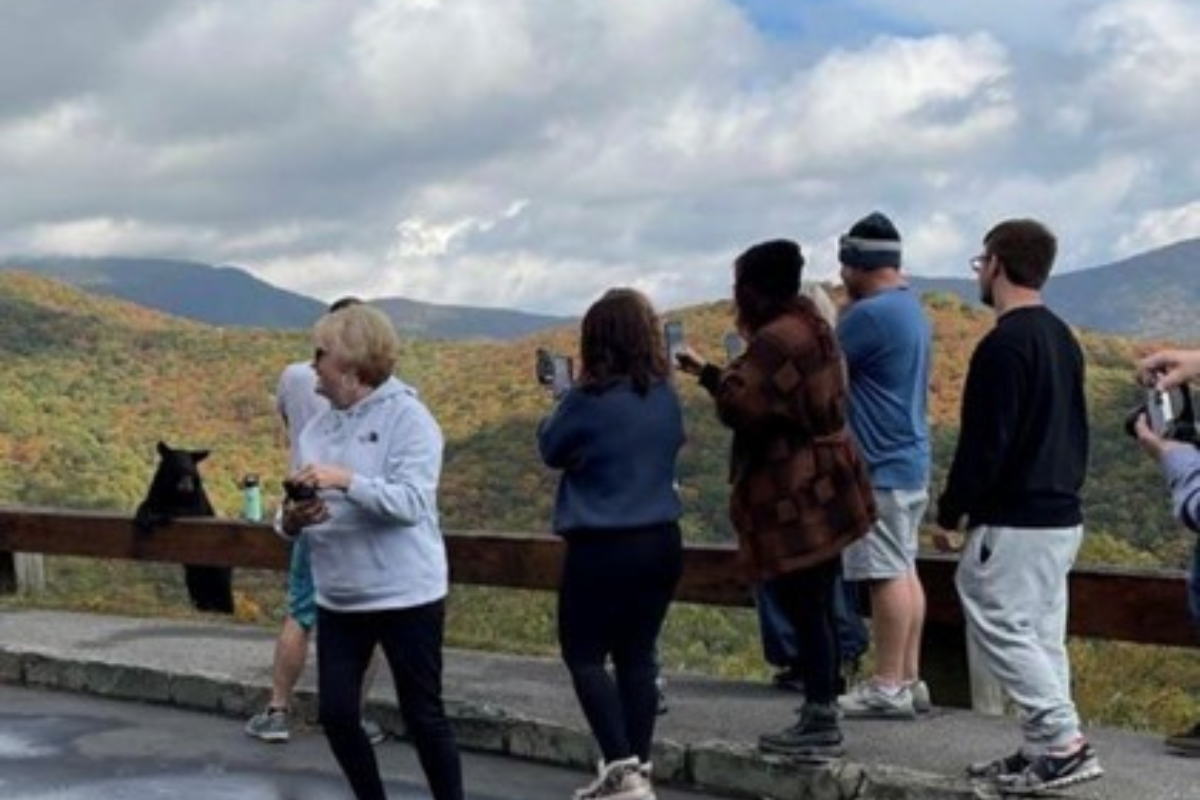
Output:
[{"xmin": 969, "ymin": 254, "xmax": 991, "ymax": 273}]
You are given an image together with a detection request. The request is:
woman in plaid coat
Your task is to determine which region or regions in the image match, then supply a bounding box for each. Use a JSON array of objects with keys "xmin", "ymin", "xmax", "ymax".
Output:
[{"xmin": 677, "ymin": 239, "xmax": 875, "ymax": 759}]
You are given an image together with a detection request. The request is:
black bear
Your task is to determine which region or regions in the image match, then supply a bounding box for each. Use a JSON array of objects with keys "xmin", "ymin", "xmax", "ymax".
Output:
[{"xmin": 134, "ymin": 441, "xmax": 233, "ymax": 614}]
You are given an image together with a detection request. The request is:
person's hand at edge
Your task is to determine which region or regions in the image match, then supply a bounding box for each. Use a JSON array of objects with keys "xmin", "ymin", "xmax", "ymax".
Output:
[
  {"xmin": 674, "ymin": 344, "xmax": 708, "ymax": 376},
  {"xmin": 1137, "ymin": 348, "xmax": 1200, "ymax": 391}
]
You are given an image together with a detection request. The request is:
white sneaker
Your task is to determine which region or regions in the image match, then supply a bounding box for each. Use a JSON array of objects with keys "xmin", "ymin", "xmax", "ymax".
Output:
[
  {"xmin": 572, "ymin": 757, "xmax": 655, "ymax": 800},
  {"xmin": 910, "ymin": 679, "xmax": 932, "ymax": 715},
  {"xmin": 838, "ymin": 680, "xmax": 916, "ymax": 719}
]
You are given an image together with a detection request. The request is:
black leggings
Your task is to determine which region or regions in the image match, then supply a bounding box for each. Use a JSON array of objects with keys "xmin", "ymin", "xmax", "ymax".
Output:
[
  {"xmin": 317, "ymin": 602, "xmax": 462, "ymax": 800},
  {"xmin": 771, "ymin": 557, "xmax": 841, "ymax": 706},
  {"xmin": 558, "ymin": 522, "xmax": 682, "ymax": 763}
]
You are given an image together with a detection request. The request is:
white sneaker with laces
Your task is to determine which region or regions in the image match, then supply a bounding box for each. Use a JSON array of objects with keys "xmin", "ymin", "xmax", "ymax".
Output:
[
  {"xmin": 572, "ymin": 757, "xmax": 655, "ymax": 800},
  {"xmin": 838, "ymin": 680, "xmax": 916, "ymax": 719}
]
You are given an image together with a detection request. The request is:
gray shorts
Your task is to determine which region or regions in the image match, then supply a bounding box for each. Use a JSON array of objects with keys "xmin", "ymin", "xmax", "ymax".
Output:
[{"xmin": 842, "ymin": 488, "xmax": 928, "ymax": 581}]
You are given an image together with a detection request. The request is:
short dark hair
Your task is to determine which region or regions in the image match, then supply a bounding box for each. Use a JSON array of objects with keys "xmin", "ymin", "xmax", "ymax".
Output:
[
  {"xmin": 579, "ymin": 288, "xmax": 669, "ymax": 395},
  {"xmin": 329, "ymin": 296, "xmax": 363, "ymax": 313},
  {"xmin": 983, "ymin": 219, "xmax": 1057, "ymax": 290},
  {"xmin": 734, "ymin": 239, "xmax": 805, "ymax": 332}
]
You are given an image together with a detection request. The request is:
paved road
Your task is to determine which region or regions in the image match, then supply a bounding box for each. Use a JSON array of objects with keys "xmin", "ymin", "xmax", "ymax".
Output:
[
  {"xmin": 0, "ymin": 684, "xmax": 728, "ymax": 800},
  {"xmin": 3, "ymin": 610, "xmax": 1198, "ymax": 799}
]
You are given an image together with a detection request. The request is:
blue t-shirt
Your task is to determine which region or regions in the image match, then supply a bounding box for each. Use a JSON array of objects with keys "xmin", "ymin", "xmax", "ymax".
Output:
[
  {"xmin": 836, "ymin": 286, "xmax": 931, "ymax": 489},
  {"xmin": 537, "ymin": 379, "xmax": 684, "ymax": 535}
]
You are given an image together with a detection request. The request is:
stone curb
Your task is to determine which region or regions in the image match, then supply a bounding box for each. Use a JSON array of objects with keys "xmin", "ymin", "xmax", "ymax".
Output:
[{"xmin": 0, "ymin": 647, "xmax": 991, "ymax": 800}]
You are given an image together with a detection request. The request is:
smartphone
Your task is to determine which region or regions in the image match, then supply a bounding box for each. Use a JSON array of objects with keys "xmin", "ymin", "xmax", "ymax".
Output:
[
  {"xmin": 723, "ymin": 331, "xmax": 745, "ymax": 361},
  {"xmin": 535, "ymin": 348, "xmax": 556, "ymax": 386},
  {"xmin": 1146, "ymin": 381, "xmax": 1197, "ymax": 441},
  {"xmin": 282, "ymin": 480, "xmax": 317, "ymax": 502},
  {"xmin": 550, "ymin": 354, "xmax": 574, "ymax": 398},
  {"xmin": 536, "ymin": 348, "xmax": 574, "ymax": 397},
  {"xmin": 664, "ymin": 321, "xmax": 685, "ymax": 367}
]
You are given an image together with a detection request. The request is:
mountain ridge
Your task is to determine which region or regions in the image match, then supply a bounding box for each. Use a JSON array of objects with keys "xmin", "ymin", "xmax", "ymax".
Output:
[
  {"xmin": 909, "ymin": 237, "xmax": 1200, "ymax": 341},
  {"xmin": 3, "ymin": 237, "xmax": 1196, "ymax": 340},
  {"xmin": 0, "ymin": 256, "xmax": 573, "ymax": 341}
]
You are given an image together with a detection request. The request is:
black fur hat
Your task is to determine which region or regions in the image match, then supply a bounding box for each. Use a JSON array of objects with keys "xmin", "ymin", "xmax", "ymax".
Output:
[{"xmin": 735, "ymin": 239, "xmax": 805, "ymax": 297}]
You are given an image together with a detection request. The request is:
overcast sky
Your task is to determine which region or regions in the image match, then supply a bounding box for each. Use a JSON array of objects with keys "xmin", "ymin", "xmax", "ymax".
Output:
[{"xmin": 1, "ymin": 0, "xmax": 1196, "ymax": 315}]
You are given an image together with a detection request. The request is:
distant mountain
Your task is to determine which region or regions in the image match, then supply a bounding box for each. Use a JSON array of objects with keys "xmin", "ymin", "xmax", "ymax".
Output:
[
  {"xmin": 371, "ymin": 297, "xmax": 573, "ymax": 340},
  {"xmin": 0, "ymin": 257, "xmax": 324, "ymax": 330},
  {"xmin": 5, "ymin": 238, "xmax": 1195, "ymax": 340},
  {"xmin": 909, "ymin": 238, "xmax": 1200, "ymax": 341},
  {"xmin": 0, "ymin": 256, "xmax": 573, "ymax": 340}
]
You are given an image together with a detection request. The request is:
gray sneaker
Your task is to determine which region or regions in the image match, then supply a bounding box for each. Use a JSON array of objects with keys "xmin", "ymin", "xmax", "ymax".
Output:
[
  {"xmin": 245, "ymin": 707, "xmax": 289, "ymax": 743},
  {"xmin": 758, "ymin": 704, "xmax": 844, "ymax": 759},
  {"xmin": 838, "ymin": 680, "xmax": 916, "ymax": 719},
  {"xmin": 910, "ymin": 680, "xmax": 932, "ymax": 715}
]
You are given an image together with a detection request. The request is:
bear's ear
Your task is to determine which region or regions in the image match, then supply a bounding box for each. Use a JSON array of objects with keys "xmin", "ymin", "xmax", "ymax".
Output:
[
  {"xmin": 192, "ymin": 450, "xmax": 210, "ymax": 463},
  {"xmin": 157, "ymin": 441, "xmax": 170, "ymax": 457}
]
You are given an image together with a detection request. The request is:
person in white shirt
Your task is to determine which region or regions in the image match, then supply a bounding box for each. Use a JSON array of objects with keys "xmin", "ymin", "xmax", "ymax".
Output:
[{"xmin": 245, "ymin": 298, "xmax": 385, "ymax": 745}]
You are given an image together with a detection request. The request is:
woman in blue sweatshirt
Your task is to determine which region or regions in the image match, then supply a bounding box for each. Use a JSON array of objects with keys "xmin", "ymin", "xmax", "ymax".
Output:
[{"xmin": 537, "ymin": 288, "xmax": 685, "ymax": 800}]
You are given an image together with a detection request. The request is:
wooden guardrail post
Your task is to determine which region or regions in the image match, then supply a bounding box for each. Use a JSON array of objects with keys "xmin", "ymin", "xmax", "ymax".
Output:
[{"xmin": 0, "ymin": 551, "xmax": 15, "ymax": 595}]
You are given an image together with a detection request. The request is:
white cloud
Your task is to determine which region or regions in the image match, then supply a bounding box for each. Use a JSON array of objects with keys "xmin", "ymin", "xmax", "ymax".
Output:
[
  {"xmin": 0, "ymin": 0, "xmax": 1196, "ymax": 312},
  {"xmin": 1078, "ymin": 0, "xmax": 1200, "ymax": 128},
  {"xmin": 19, "ymin": 217, "xmax": 219, "ymax": 256},
  {"xmin": 1117, "ymin": 201, "xmax": 1200, "ymax": 255}
]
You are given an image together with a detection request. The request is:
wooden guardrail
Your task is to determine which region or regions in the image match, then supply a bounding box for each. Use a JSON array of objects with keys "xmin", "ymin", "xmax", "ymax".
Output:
[{"xmin": 1, "ymin": 505, "xmax": 1195, "ymax": 706}]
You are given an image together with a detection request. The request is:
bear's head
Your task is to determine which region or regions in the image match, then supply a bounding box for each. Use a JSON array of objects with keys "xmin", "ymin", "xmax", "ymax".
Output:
[{"xmin": 135, "ymin": 441, "xmax": 215, "ymax": 529}]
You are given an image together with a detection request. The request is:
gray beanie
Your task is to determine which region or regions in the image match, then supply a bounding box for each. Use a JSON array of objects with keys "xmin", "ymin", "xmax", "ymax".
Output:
[{"xmin": 839, "ymin": 211, "xmax": 902, "ymax": 270}]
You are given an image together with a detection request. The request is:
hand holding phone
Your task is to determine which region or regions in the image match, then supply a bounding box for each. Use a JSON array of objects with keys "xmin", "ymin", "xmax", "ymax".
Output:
[{"xmin": 282, "ymin": 479, "xmax": 317, "ymax": 502}]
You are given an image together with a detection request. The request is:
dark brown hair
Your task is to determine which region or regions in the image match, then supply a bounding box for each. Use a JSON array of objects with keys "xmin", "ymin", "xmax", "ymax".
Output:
[
  {"xmin": 734, "ymin": 239, "xmax": 805, "ymax": 332},
  {"xmin": 983, "ymin": 219, "xmax": 1057, "ymax": 290},
  {"xmin": 578, "ymin": 288, "xmax": 669, "ymax": 395}
]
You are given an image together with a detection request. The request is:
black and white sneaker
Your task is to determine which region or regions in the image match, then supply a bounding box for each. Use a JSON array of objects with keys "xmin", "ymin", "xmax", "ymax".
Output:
[
  {"xmin": 966, "ymin": 749, "xmax": 1030, "ymax": 780},
  {"xmin": 998, "ymin": 742, "xmax": 1103, "ymax": 795}
]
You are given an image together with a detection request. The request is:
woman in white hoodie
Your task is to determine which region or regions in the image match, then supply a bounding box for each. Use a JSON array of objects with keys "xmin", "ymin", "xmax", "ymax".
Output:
[{"xmin": 281, "ymin": 303, "xmax": 462, "ymax": 800}]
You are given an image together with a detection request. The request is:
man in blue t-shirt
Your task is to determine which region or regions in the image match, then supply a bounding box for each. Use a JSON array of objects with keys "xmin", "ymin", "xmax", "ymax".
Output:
[{"xmin": 835, "ymin": 212, "xmax": 932, "ymax": 720}]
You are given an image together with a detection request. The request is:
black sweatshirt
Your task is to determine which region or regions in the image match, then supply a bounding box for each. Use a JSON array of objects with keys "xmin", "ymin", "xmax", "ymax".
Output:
[{"xmin": 937, "ymin": 305, "xmax": 1089, "ymax": 530}]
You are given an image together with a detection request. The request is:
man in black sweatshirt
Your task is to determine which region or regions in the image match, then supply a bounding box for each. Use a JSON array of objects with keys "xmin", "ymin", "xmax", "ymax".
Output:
[{"xmin": 936, "ymin": 219, "xmax": 1103, "ymax": 794}]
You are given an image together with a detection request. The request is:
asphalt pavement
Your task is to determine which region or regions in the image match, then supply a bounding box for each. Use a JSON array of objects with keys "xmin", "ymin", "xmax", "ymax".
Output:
[
  {"xmin": 0, "ymin": 683, "xmax": 728, "ymax": 800},
  {"xmin": 0, "ymin": 609, "xmax": 1197, "ymax": 800}
]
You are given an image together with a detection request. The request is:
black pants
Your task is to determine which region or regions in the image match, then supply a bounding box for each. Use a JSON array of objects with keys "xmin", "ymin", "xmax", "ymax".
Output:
[
  {"xmin": 558, "ymin": 522, "xmax": 682, "ymax": 763},
  {"xmin": 772, "ymin": 556, "xmax": 841, "ymax": 706},
  {"xmin": 317, "ymin": 601, "xmax": 462, "ymax": 800}
]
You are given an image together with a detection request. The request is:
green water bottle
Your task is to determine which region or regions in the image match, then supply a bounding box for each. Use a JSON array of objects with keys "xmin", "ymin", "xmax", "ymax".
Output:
[{"xmin": 240, "ymin": 474, "xmax": 263, "ymax": 522}]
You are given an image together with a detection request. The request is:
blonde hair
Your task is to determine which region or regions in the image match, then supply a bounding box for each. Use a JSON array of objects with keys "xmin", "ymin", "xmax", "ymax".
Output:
[
  {"xmin": 800, "ymin": 280, "xmax": 838, "ymax": 327},
  {"xmin": 313, "ymin": 304, "xmax": 399, "ymax": 387}
]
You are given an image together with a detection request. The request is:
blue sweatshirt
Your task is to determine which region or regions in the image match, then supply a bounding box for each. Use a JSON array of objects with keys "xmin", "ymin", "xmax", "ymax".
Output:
[{"xmin": 537, "ymin": 379, "xmax": 684, "ymax": 535}]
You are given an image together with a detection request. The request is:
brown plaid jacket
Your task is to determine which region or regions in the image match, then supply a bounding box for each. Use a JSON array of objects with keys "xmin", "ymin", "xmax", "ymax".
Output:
[{"xmin": 700, "ymin": 299, "xmax": 876, "ymax": 580}]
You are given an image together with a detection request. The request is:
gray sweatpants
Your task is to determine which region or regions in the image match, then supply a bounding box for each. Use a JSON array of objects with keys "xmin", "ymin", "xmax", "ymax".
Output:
[{"xmin": 955, "ymin": 524, "xmax": 1083, "ymax": 753}]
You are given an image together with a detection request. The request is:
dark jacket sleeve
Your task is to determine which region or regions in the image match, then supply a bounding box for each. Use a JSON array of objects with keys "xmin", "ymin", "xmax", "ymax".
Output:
[
  {"xmin": 536, "ymin": 390, "xmax": 587, "ymax": 470},
  {"xmin": 936, "ymin": 338, "xmax": 1025, "ymax": 529}
]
